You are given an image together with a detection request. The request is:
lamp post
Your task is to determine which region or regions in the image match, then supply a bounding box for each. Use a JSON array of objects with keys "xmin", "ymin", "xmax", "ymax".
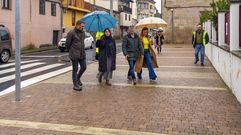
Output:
[
  {"xmin": 15, "ymin": 0, "xmax": 21, "ymax": 101},
  {"xmin": 110, "ymin": 0, "xmax": 113, "ymax": 16},
  {"xmin": 171, "ymin": 8, "xmax": 174, "ymax": 44}
]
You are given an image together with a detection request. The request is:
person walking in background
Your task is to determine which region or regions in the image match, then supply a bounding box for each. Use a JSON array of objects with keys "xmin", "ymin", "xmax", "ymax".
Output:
[
  {"xmin": 192, "ymin": 24, "xmax": 209, "ymax": 66},
  {"xmin": 95, "ymin": 31, "xmax": 104, "ymax": 60},
  {"xmin": 95, "ymin": 31, "xmax": 104, "ymax": 79},
  {"xmin": 98, "ymin": 28, "xmax": 116, "ymax": 86},
  {"xmin": 135, "ymin": 27, "xmax": 158, "ymax": 81},
  {"xmin": 155, "ymin": 31, "xmax": 165, "ymax": 54},
  {"xmin": 66, "ymin": 20, "xmax": 86, "ymax": 91},
  {"xmin": 122, "ymin": 26, "xmax": 144, "ymax": 85}
]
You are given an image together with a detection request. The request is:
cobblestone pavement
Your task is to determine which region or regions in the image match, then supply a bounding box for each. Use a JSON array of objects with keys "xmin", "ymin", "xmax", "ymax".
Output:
[{"xmin": 0, "ymin": 44, "xmax": 241, "ymax": 135}]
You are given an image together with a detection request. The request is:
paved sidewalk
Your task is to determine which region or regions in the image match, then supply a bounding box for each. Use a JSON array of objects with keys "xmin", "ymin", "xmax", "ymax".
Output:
[{"xmin": 0, "ymin": 44, "xmax": 241, "ymax": 135}]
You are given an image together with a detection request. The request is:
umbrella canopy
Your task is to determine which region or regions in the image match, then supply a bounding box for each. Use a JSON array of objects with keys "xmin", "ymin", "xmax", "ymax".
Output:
[
  {"xmin": 80, "ymin": 11, "xmax": 117, "ymax": 32},
  {"xmin": 152, "ymin": 27, "xmax": 164, "ymax": 32},
  {"xmin": 135, "ymin": 17, "xmax": 168, "ymax": 29}
]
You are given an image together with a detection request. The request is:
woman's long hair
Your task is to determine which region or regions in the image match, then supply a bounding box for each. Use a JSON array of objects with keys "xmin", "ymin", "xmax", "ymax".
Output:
[
  {"xmin": 139, "ymin": 27, "xmax": 152, "ymax": 46},
  {"xmin": 141, "ymin": 27, "xmax": 148, "ymax": 37},
  {"xmin": 103, "ymin": 28, "xmax": 112, "ymax": 37}
]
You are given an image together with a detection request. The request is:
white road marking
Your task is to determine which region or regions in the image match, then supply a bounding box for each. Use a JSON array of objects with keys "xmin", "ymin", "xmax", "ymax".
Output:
[
  {"xmin": 83, "ymin": 82, "xmax": 228, "ymax": 91},
  {"xmin": 0, "ymin": 62, "xmax": 45, "ymax": 74},
  {"xmin": 21, "ymin": 55, "xmax": 62, "ymax": 58},
  {"xmin": 0, "ymin": 66, "xmax": 72, "ymax": 97},
  {"xmin": 0, "ymin": 59, "xmax": 43, "ymax": 68},
  {"xmin": 0, "ymin": 119, "xmax": 167, "ymax": 135},
  {"xmin": 156, "ymin": 57, "xmax": 194, "ymax": 59},
  {"xmin": 115, "ymin": 64, "xmax": 213, "ymax": 69},
  {"xmin": 0, "ymin": 64, "xmax": 64, "ymax": 83}
]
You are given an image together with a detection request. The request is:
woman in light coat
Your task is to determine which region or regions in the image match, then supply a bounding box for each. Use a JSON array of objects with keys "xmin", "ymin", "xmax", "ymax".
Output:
[{"xmin": 135, "ymin": 27, "xmax": 158, "ymax": 81}]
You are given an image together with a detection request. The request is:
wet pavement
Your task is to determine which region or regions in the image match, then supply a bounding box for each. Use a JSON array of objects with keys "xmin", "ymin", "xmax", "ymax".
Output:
[{"xmin": 0, "ymin": 44, "xmax": 240, "ymax": 135}]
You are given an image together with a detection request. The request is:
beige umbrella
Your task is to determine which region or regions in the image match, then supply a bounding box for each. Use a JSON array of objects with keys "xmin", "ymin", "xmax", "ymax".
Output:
[{"xmin": 135, "ymin": 17, "xmax": 168, "ymax": 29}]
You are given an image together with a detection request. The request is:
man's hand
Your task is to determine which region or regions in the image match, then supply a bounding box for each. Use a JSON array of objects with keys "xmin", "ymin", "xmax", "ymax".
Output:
[
  {"xmin": 95, "ymin": 54, "xmax": 99, "ymax": 60},
  {"xmin": 125, "ymin": 55, "xmax": 129, "ymax": 60}
]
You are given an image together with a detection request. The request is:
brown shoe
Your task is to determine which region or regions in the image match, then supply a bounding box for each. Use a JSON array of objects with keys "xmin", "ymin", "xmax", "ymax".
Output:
[{"xmin": 105, "ymin": 80, "xmax": 112, "ymax": 86}]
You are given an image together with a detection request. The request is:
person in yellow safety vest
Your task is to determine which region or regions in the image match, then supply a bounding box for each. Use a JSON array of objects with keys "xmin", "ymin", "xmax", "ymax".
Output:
[
  {"xmin": 95, "ymin": 31, "xmax": 104, "ymax": 60},
  {"xmin": 192, "ymin": 24, "xmax": 209, "ymax": 66}
]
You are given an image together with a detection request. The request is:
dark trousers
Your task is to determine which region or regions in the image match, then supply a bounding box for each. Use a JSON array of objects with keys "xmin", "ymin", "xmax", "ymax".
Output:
[{"xmin": 71, "ymin": 58, "xmax": 87, "ymax": 83}]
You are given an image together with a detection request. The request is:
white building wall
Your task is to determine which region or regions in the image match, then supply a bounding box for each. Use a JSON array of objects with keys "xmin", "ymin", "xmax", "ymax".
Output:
[
  {"xmin": 212, "ymin": 22, "xmax": 217, "ymax": 42},
  {"xmin": 231, "ymin": 55, "xmax": 241, "ymax": 103},
  {"xmin": 218, "ymin": 12, "xmax": 226, "ymax": 46},
  {"xmin": 94, "ymin": 0, "xmax": 118, "ymax": 11},
  {"xmin": 120, "ymin": 12, "xmax": 132, "ymax": 26},
  {"xmin": 132, "ymin": 0, "xmax": 137, "ymax": 20},
  {"xmin": 205, "ymin": 2, "xmax": 241, "ymax": 103},
  {"xmin": 230, "ymin": 3, "xmax": 241, "ymax": 51}
]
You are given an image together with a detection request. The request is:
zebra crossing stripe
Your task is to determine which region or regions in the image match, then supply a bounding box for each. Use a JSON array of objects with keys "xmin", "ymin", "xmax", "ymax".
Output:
[
  {"xmin": 0, "ymin": 59, "xmax": 43, "ymax": 69},
  {"xmin": 0, "ymin": 63, "xmax": 64, "ymax": 83},
  {"xmin": 0, "ymin": 62, "xmax": 45, "ymax": 74},
  {"xmin": 0, "ymin": 66, "xmax": 72, "ymax": 97}
]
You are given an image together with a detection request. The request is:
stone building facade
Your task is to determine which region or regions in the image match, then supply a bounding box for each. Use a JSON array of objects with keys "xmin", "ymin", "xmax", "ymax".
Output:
[{"xmin": 162, "ymin": 0, "xmax": 213, "ymax": 44}]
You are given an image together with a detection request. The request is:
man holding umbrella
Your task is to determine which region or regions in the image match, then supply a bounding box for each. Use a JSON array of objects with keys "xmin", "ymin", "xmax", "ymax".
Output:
[{"xmin": 66, "ymin": 20, "xmax": 86, "ymax": 91}]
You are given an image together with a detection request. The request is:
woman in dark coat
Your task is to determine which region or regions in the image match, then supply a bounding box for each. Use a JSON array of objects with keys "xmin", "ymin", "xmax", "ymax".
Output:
[{"xmin": 98, "ymin": 28, "xmax": 116, "ymax": 86}]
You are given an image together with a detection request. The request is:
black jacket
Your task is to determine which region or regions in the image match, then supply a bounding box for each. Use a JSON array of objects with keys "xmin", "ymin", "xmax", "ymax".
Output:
[
  {"xmin": 66, "ymin": 29, "xmax": 86, "ymax": 60},
  {"xmin": 122, "ymin": 33, "xmax": 143, "ymax": 60},
  {"xmin": 98, "ymin": 36, "xmax": 116, "ymax": 72},
  {"xmin": 155, "ymin": 34, "xmax": 164, "ymax": 45}
]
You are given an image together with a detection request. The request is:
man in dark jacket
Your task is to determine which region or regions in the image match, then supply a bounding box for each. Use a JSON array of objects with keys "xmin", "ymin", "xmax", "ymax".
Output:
[
  {"xmin": 66, "ymin": 20, "xmax": 86, "ymax": 91},
  {"xmin": 122, "ymin": 26, "xmax": 144, "ymax": 85},
  {"xmin": 192, "ymin": 24, "xmax": 209, "ymax": 66},
  {"xmin": 155, "ymin": 31, "xmax": 164, "ymax": 54}
]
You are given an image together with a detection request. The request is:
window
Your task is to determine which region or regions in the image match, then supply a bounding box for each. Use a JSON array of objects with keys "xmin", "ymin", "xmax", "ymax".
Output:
[
  {"xmin": 68, "ymin": 0, "xmax": 72, "ymax": 6},
  {"xmin": 125, "ymin": 14, "xmax": 127, "ymax": 20},
  {"xmin": 0, "ymin": 30, "xmax": 9, "ymax": 41},
  {"xmin": 51, "ymin": 3, "xmax": 56, "ymax": 16},
  {"xmin": 73, "ymin": 0, "xmax": 76, "ymax": 6},
  {"xmin": 2, "ymin": 0, "xmax": 11, "ymax": 9},
  {"xmin": 39, "ymin": 0, "xmax": 45, "ymax": 15},
  {"xmin": 129, "ymin": 14, "xmax": 131, "ymax": 21},
  {"xmin": 72, "ymin": 11, "xmax": 76, "ymax": 26}
]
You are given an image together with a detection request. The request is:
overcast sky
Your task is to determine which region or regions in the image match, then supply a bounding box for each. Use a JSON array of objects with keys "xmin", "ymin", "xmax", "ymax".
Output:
[{"xmin": 154, "ymin": 0, "xmax": 161, "ymax": 13}]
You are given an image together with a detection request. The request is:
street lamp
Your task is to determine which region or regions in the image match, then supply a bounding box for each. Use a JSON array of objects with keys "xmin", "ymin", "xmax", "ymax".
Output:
[
  {"xmin": 171, "ymin": 8, "xmax": 174, "ymax": 44},
  {"xmin": 15, "ymin": 0, "xmax": 21, "ymax": 101}
]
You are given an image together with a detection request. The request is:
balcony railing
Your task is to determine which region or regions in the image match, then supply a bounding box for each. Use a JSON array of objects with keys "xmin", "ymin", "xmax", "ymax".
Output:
[{"xmin": 119, "ymin": 5, "xmax": 132, "ymax": 14}]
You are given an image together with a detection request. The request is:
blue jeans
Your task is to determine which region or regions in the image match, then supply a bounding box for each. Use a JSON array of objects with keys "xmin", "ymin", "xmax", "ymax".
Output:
[
  {"xmin": 137, "ymin": 49, "xmax": 157, "ymax": 80},
  {"xmin": 195, "ymin": 44, "xmax": 205, "ymax": 64},
  {"xmin": 128, "ymin": 60, "xmax": 136, "ymax": 79}
]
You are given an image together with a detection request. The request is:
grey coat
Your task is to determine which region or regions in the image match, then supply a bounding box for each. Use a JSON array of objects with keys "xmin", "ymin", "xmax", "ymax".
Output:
[
  {"xmin": 66, "ymin": 29, "xmax": 86, "ymax": 60},
  {"xmin": 122, "ymin": 33, "xmax": 144, "ymax": 60}
]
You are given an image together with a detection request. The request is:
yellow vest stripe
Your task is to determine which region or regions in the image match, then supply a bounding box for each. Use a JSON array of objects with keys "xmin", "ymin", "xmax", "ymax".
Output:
[{"xmin": 193, "ymin": 31, "xmax": 207, "ymax": 46}]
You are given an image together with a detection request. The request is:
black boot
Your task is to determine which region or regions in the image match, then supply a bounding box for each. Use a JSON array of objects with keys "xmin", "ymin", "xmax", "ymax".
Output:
[
  {"xmin": 73, "ymin": 82, "xmax": 82, "ymax": 91},
  {"xmin": 105, "ymin": 80, "xmax": 112, "ymax": 86},
  {"xmin": 77, "ymin": 78, "xmax": 83, "ymax": 86}
]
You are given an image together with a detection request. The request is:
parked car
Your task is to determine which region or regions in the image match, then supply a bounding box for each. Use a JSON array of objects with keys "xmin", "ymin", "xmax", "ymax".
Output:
[
  {"xmin": 0, "ymin": 25, "xmax": 12, "ymax": 63},
  {"xmin": 58, "ymin": 32, "xmax": 95, "ymax": 52}
]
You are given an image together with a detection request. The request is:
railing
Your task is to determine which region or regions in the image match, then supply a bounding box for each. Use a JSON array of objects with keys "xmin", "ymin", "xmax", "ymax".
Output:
[{"xmin": 119, "ymin": 5, "xmax": 132, "ymax": 14}]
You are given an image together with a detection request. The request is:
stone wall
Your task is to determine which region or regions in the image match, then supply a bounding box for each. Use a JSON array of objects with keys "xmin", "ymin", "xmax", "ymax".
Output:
[{"xmin": 162, "ymin": 0, "xmax": 213, "ymax": 44}]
